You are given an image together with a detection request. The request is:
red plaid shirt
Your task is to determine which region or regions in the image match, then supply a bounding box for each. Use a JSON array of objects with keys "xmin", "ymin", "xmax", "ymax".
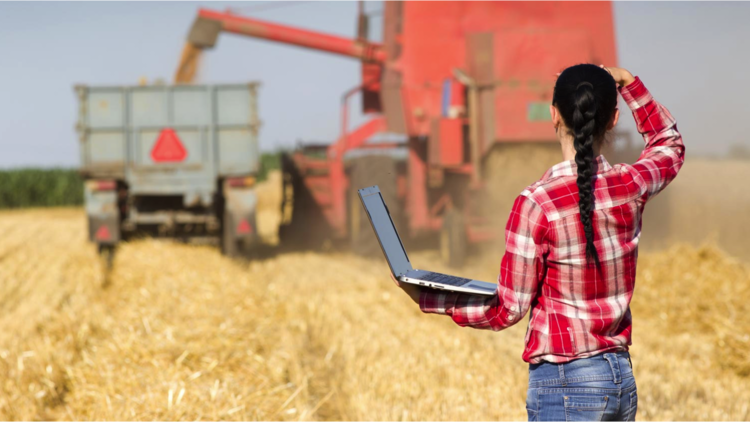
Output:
[{"xmin": 420, "ymin": 77, "xmax": 685, "ymax": 363}]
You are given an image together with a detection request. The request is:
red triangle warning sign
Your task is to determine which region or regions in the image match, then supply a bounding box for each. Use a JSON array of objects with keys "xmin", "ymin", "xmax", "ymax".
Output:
[
  {"xmin": 151, "ymin": 128, "xmax": 187, "ymax": 162},
  {"xmin": 237, "ymin": 219, "xmax": 253, "ymax": 235},
  {"xmin": 95, "ymin": 225, "xmax": 111, "ymax": 241}
]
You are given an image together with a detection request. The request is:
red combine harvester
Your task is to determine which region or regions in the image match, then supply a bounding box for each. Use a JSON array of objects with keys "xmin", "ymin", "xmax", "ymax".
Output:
[{"xmin": 178, "ymin": 1, "xmax": 617, "ymax": 265}]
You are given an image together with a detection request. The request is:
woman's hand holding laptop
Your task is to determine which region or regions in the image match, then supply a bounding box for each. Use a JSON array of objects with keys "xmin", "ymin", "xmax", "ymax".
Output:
[{"xmin": 391, "ymin": 273, "xmax": 421, "ymax": 304}]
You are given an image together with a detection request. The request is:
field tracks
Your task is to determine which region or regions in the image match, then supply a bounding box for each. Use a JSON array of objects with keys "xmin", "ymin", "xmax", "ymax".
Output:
[{"xmin": 1, "ymin": 207, "xmax": 750, "ymax": 420}]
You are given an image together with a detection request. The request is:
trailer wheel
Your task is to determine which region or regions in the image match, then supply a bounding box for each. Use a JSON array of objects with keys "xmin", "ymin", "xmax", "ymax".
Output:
[
  {"xmin": 98, "ymin": 243, "xmax": 116, "ymax": 268},
  {"xmin": 97, "ymin": 243, "xmax": 116, "ymax": 288},
  {"xmin": 221, "ymin": 209, "xmax": 240, "ymax": 257},
  {"xmin": 349, "ymin": 155, "xmax": 402, "ymax": 257},
  {"xmin": 440, "ymin": 209, "xmax": 467, "ymax": 268}
]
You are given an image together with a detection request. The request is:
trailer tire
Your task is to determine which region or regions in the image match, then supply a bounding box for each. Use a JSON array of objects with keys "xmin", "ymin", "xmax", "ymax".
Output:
[
  {"xmin": 440, "ymin": 209, "xmax": 467, "ymax": 268},
  {"xmin": 221, "ymin": 209, "xmax": 240, "ymax": 257},
  {"xmin": 98, "ymin": 243, "xmax": 116, "ymax": 269},
  {"xmin": 349, "ymin": 155, "xmax": 402, "ymax": 257}
]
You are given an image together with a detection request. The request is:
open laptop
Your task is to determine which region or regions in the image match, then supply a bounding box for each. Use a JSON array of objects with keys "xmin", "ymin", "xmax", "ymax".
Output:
[{"xmin": 358, "ymin": 185, "xmax": 496, "ymax": 296}]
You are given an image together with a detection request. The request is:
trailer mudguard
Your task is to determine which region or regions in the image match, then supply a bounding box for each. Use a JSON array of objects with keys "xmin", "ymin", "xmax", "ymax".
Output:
[
  {"xmin": 84, "ymin": 182, "xmax": 120, "ymax": 244},
  {"xmin": 224, "ymin": 186, "xmax": 258, "ymax": 241}
]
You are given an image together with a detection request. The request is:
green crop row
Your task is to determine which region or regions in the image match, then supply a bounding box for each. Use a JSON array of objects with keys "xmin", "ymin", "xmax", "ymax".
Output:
[
  {"xmin": 0, "ymin": 153, "xmax": 285, "ymax": 209},
  {"xmin": 257, "ymin": 151, "xmax": 282, "ymax": 182},
  {"xmin": 0, "ymin": 168, "xmax": 84, "ymax": 209}
]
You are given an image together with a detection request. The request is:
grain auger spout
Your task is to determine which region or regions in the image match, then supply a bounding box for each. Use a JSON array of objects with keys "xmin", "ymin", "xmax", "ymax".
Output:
[{"xmin": 175, "ymin": 8, "xmax": 386, "ymax": 84}]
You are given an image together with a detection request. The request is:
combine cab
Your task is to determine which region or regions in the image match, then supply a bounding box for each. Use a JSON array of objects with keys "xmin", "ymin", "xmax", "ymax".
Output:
[{"xmin": 76, "ymin": 83, "xmax": 261, "ymax": 257}]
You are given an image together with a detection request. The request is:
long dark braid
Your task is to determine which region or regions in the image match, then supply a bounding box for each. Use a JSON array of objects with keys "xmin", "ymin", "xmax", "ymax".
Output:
[
  {"xmin": 552, "ymin": 64, "xmax": 618, "ymax": 268},
  {"xmin": 572, "ymin": 81, "xmax": 600, "ymax": 267}
]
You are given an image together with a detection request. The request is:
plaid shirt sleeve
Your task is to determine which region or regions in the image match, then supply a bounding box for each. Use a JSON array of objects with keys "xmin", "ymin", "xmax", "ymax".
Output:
[
  {"xmin": 619, "ymin": 76, "xmax": 685, "ymax": 202},
  {"xmin": 419, "ymin": 195, "xmax": 548, "ymax": 330}
]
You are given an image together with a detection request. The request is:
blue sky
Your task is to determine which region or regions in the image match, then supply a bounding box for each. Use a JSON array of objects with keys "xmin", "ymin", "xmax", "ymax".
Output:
[{"xmin": 0, "ymin": 1, "xmax": 748, "ymax": 168}]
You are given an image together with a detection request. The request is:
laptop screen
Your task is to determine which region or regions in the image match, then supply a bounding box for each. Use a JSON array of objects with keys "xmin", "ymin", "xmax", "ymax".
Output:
[{"xmin": 359, "ymin": 187, "xmax": 413, "ymax": 277}]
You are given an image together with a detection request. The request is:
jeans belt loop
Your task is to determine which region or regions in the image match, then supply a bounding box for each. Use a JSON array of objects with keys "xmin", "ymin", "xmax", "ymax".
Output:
[
  {"xmin": 603, "ymin": 353, "xmax": 622, "ymax": 384},
  {"xmin": 558, "ymin": 363, "xmax": 567, "ymax": 386}
]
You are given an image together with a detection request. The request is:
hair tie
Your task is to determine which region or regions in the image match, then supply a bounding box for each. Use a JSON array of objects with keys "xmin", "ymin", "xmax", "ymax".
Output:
[{"xmin": 576, "ymin": 81, "xmax": 594, "ymax": 90}]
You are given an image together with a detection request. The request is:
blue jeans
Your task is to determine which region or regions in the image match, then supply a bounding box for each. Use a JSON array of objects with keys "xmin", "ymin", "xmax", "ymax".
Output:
[{"xmin": 526, "ymin": 351, "xmax": 637, "ymax": 421}]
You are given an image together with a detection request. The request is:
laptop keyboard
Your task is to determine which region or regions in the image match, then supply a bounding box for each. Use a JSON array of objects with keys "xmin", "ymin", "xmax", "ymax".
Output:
[{"xmin": 420, "ymin": 272, "xmax": 472, "ymax": 287}]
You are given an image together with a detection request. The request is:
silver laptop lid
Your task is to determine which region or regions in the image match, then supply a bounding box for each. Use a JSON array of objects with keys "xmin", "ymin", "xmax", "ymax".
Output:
[{"xmin": 358, "ymin": 185, "xmax": 413, "ymax": 277}]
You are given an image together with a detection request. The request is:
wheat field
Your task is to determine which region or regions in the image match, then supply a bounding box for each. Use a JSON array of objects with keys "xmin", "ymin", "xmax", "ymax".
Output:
[
  {"xmin": 2, "ymin": 162, "xmax": 750, "ymax": 420},
  {"xmin": 1, "ymin": 205, "xmax": 750, "ymax": 420}
]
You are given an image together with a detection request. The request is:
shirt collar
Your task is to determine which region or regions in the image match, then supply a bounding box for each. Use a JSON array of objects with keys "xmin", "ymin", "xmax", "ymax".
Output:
[{"xmin": 543, "ymin": 154, "xmax": 613, "ymax": 180}]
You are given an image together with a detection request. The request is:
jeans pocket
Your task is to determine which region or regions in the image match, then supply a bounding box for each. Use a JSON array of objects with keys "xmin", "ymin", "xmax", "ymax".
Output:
[
  {"xmin": 564, "ymin": 395, "xmax": 608, "ymax": 422},
  {"xmin": 526, "ymin": 388, "xmax": 538, "ymax": 421}
]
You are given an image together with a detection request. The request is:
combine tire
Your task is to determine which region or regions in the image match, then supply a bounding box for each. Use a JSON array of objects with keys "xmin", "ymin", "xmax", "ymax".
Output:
[
  {"xmin": 440, "ymin": 209, "xmax": 467, "ymax": 268},
  {"xmin": 277, "ymin": 153, "xmax": 332, "ymax": 250},
  {"xmin": 349, "ymin": 155, "xmax": 402, "ymax": 257}
]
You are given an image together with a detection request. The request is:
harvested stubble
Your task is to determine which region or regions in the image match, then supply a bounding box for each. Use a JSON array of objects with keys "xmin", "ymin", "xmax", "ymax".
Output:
[{"xmin": 1, "ymin": 208, "xmax": 750, "ymax": 420}]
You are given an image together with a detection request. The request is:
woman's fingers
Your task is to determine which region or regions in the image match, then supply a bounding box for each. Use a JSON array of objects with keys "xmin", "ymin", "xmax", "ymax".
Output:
[
  {"xmin": 600, "ymin": 66, "xmax": 635, "ymax": 88},
  {"xmin": 388, "ymin": 274, "xmax": 420, "ymax": 304},
  {"xmin": 390, "ymin": 273, "xmax": 401, "ymax": 287},
  {"xmin": 401, "ymin": 283, "xmax": 422, "ymax": 304}
]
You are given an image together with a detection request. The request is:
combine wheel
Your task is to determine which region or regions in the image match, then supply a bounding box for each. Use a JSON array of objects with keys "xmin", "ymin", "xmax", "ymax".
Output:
[
  {"xmin": 440, "ymin": 209, "xmax": 467, "ymax": 268},
  {"xmin": 349, "ymin": 155, "xmax": 402, "ymax": 257},
  {"xmin": 277, "ymin": 153, "xmax": 331, "ymax": 250}
]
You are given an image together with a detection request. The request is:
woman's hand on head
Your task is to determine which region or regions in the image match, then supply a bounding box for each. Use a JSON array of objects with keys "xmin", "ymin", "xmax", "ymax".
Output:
[
  {"xmin": 390, "ymin": 273, "xmax": 422, "ymax": 305},
  {"xmin": 600, "ymin": 65, "xmax": 636, "ymax": 88}
]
